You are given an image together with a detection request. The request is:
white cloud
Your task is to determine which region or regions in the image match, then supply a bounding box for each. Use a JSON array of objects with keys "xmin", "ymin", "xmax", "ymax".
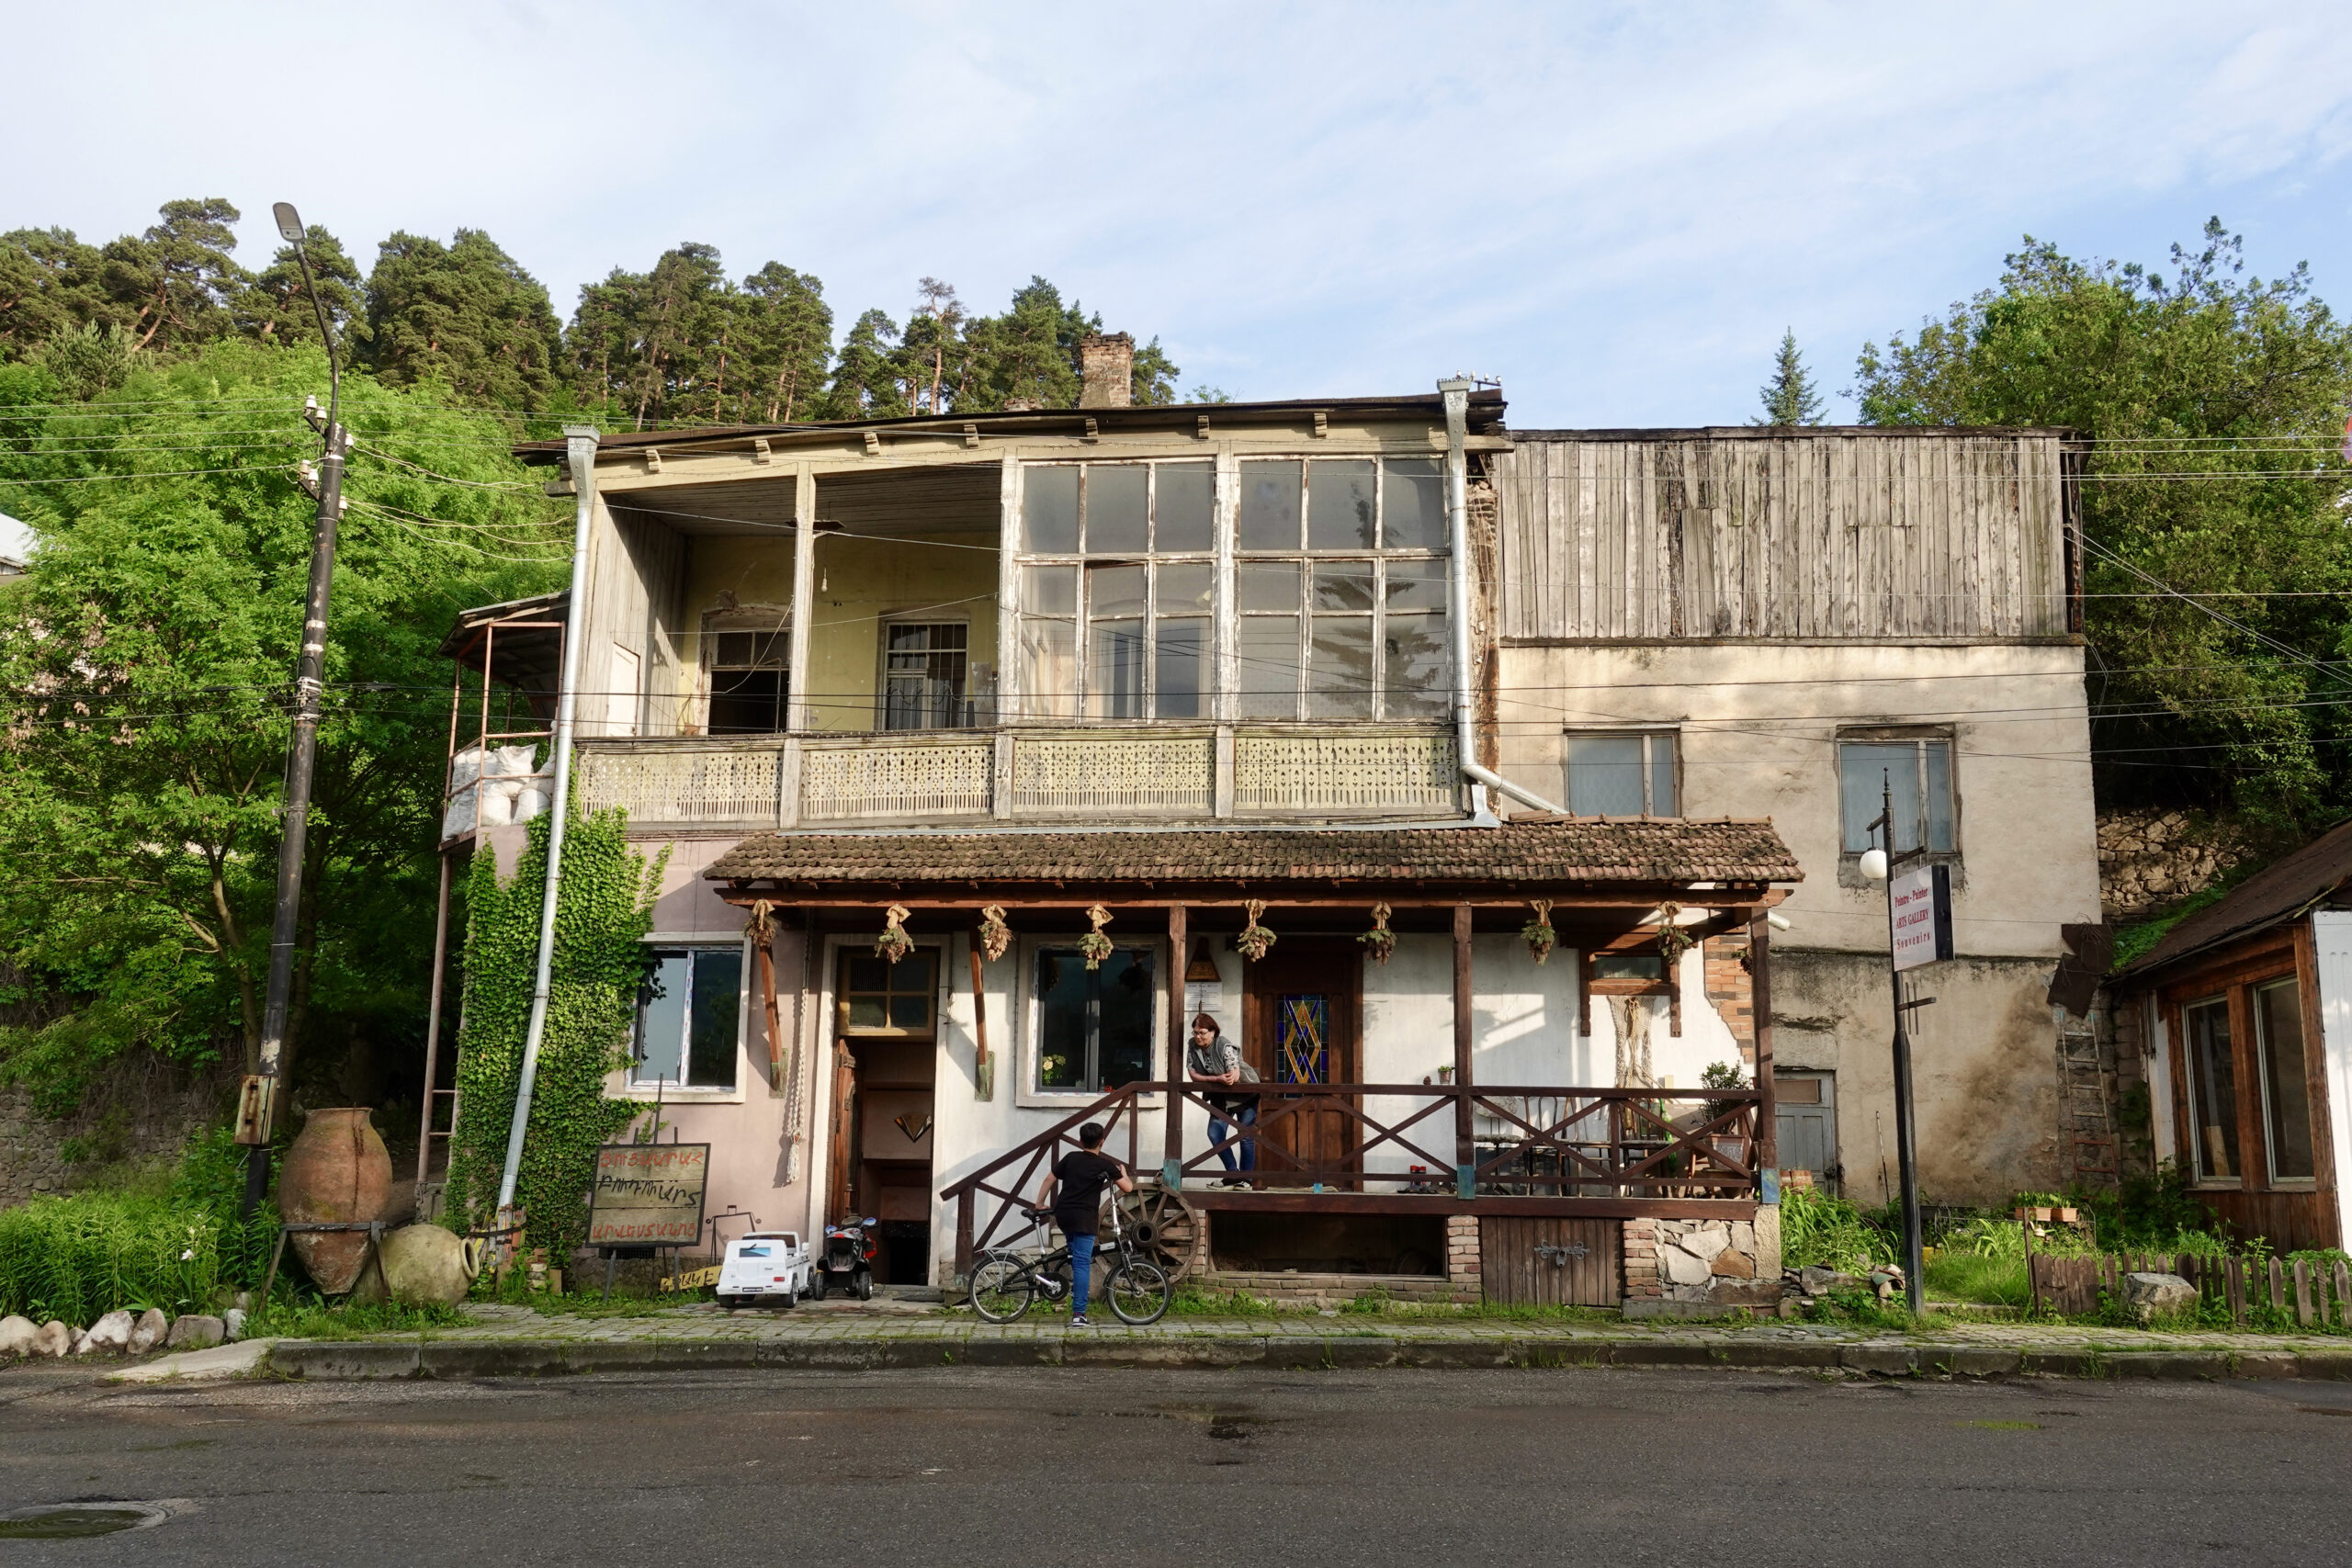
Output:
[{"xmin": 7, "ymin": 0, "xmax": 2348, "ymax": 424}]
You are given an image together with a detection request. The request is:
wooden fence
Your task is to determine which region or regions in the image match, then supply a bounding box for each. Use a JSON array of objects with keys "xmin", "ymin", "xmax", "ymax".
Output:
[{"xmin": 2027, "ymin": 1250, "xmax": 2352, "ymax": 1327}]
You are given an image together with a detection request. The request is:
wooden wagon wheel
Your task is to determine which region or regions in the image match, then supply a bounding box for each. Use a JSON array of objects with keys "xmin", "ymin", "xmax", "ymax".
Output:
[{"xmin": 1114, "ymin": 1184, "xmax": 1201, "ymax": 1282}]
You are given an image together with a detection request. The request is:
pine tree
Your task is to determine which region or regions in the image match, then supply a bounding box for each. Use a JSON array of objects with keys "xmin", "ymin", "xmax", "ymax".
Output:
[
  {"xmin": 1755, "ymin": 329, "xmax": 1825, "ymax": 425},
  {"xmin": 365, "ymin": 229, "xmax": 560, "ymax": 407}
]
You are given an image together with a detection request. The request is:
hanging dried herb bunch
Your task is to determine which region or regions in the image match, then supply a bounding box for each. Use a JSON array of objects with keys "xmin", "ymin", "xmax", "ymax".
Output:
[
  {"xmin": 1080, "ymin": 903, "xmax": 1114, "ymax": 969},
  {"xmin": 875, "ymin": 903, "xmax": 914, "ymax": 964},
  {"xmin": 1359, "ymin": 902, "xmax": 1396, "ymax": 965},
  {"xmin": 1238, "ymin": 898, "xmax": 1277, "ymax": 963},
  {"xmin": 978, "ymin": 904, "xmax": 1012, "ymax": 963},
  {"xmin": 1521, "ymin": 898, "xmax": 1557, "ymax": 964},
  {"xmin": 1655, "ymin": 902, "xmax": 1693, "ymax": 971}
]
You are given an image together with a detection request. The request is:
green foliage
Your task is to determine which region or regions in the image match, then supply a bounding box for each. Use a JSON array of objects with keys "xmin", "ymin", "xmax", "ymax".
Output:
[
  {"xmin": 441, "ymin": 802, "xmax": 665, "ymax": 1259},
  {"xmin": 0, "ymin": 1126, "xmax": 277, "ymax": 1320},
  {"xmin": 1754, "ymin": 329, "xmax": 1825, "ymax": 425},
  {"xmin": 1854, "ymin": 222, "xmax": 2352, "ymax": 824},
  {"xmin": 246, "ymin": 1298, "xmax": 465, "ymax": 1339},
  {"xmin": 0, "ymin": 343, "xmax": 566, "ymax": 1111},
  {"xmin": 365, "ymin": 229, "xmax": 560, "ymax": 406},
  {"xmin": 1779, "ymin": 1187, "xmax": 1895, "ymax": 1272}
]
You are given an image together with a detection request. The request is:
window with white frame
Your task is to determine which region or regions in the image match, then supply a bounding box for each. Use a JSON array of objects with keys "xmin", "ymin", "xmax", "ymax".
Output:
[
  {"xmin": 704, "ymin": 619, "xmax": 789, "ymax": 735},
  {"xmin": 1235, "ymin": 457, "xmax": 1450, "ymax": 721},
  {"xmin": 1566, "ymin": 730, "xmax": 1678, "ymax": 817},
  {"xmin": 882, "ymin": 621, "xmax": 970, "ymax": 730},
  {"xmin": 1033, "ymin": 943, "xmax": 1157, "ymax": 1092},
  {"xmin": 1838, "ymin": 733, "xmax": 1955, "ymax": 854},
  {"xmin": 632, "ymin": 946, "xmax": 742, "ymax": 1090},
  {"xmin": 1016, "ymin": 461, "xmax": 1216, "ymax": 720}
]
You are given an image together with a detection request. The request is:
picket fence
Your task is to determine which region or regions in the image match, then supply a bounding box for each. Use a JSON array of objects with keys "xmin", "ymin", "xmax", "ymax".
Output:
[{"xmin": 2027, "ymin": 1250, "xmax": 2352, "ymax": 1326}]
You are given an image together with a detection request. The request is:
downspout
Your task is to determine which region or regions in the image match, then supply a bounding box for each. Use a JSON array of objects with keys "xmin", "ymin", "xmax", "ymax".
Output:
[
  {"xmin": 1439, "ymin": 378, "xmax": 1493, "ymax": 825},
  {"xmin": 495, "ymin": 426, "xmax": 601, "ymax": 1215}
]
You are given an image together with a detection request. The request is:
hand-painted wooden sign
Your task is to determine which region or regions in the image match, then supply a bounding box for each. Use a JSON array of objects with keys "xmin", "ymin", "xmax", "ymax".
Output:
[{"xmin": 587, "ymin": 1143, "xmax": 710, "ymax": 1247}]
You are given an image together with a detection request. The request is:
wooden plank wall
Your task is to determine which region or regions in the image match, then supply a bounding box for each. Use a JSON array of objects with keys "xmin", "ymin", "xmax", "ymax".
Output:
[
  {"xmin": 1494, "ymin": 432, "xmax": 2070, "ymax": 641},
  {"xmin": 1479, "ymin": 1216, "xmax": 1622, "ymax": 1306}
]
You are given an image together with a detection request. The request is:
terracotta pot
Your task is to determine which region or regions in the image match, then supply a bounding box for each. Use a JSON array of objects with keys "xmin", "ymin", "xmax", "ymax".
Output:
[{"xmin": 278, "ymin": 1108, "xmax": 392, "ymax": 1294}]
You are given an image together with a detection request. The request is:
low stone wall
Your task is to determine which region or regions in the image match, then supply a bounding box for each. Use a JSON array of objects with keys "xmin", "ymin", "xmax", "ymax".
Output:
[
  {"xmin": 2099, "ymin": 808, "xmax": 2263, "ymax": 923},
  {"xmin": 1623, "ymin": 1213, "xmax": 1782, "ymax": 1317}
]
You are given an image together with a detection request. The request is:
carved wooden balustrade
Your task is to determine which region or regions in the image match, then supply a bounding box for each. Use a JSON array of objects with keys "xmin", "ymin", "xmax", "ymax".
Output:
[
  {"xmin": 574, "ymin": 724, "xmax": 1461, "ymax": 829},
  {"xmin": 936, "ymin": 1081, "xmax": 1764, "ymax": 1278}
]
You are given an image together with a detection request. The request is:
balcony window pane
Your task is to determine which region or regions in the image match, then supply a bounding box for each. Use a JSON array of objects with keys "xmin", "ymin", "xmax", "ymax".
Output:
[
  {"xmin": 1154, "ymin": 617, "xmax": 1206, "ymax": 718},
  {"xmin": 1159, "ymin": 561, "xmax": 1214, "ymax": 615},
  {"xmin": 1312, "ymin": 560, "xmax": 1376, "ymax": 612},
  {"xmin": 884, "ymin": 622, "xmax": 968, "ymax": 731},
  {"xmin": 708, "ymin": 668, "xmax": 786, "ymax": 735},
  {"xmin": 1085, "ymin": 464, "xmax": 1148, "ymax": 555},
  {"xmin": 1385, "ymin": 558, "xmax": 1448, "ymax": 613},
  {"xmin": 1089, "ymin": 618, "xmax": 1147, "ymax": 719},
  {"xmin": 1238, "ymin": 615, "xmax": 1301, "ymax": 718},
  {"xmin": 1383, "ymin": 458, "xmax": 1446, "ymax": 550},
  {"xmin": 1238, "ymin": 559, "xmax": 1299, "ymax": 613},
  {"xmin": 1309, "ymin": 615, "xmax": 1374, "ymax": 719},
  {"xmin": 1155, "ymin": 462, "xmax": 1215, "ymax": 553},
  {"xmin": 1382, "ymin": 610, "xmax": 1449, "ymax": 719},
  {"xmin": 1308, "ymin": 459, "xmax": 1378, "ymax": 550},
  {"xmin": 1023, "ymin": 466, "xmax": 1079, "ymax": 553},
  {"xmin": 1648, "ymin": 732, "xmax": 1679, "ymax": 816},
  {"xmin": 1568, "ymin": 735, "xmax": 1645, "ymax": 817},
  {"xmin": 1086, "ymin": 563, "xmax": 1146, "ymax": 621},
  {"xmin": 2256, "ymin": 978, "xmax": 2315, "ymax": 1181},
  {"xmin": 1840, "ymin": 741, "xmax": 1923, "ymax": 852},
  {"xmin": 1023, "ymin": 564, "xmax": 1077, "ymax": 616},
  {"xmin": 1019, "ymin": 616, "xmax": 1076, "ymax": 719},
  {"xmin": 1238, "ymin": 460, "xmax": 1302, "ymax": 550},
  {"xmin": 685, "ymin": 948, "xmax": 741, "ymax": 1089},
  {"xmin": 2185, "ymin": 997, "xmax": 2239, "ymax": 1182}
]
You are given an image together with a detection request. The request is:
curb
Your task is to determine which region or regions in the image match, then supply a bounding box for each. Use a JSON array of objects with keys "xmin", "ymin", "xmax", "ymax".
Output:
[{"xmin": 262, "ymin": 1336, "xmax": 2352, "ymax": 1382}]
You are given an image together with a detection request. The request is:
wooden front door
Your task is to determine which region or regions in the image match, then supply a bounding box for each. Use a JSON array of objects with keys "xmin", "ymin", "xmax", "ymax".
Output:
[{"xmin": 1243, "ymin": 942, "xmax": 1360, "ymax": 1186}]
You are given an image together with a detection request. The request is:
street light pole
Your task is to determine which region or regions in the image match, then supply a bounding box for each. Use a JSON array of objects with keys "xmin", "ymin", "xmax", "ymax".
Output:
[
  {"xmin": 1861, "ymin": 773, "xmax": 1927, "ymax": 1314},
  {"xmin": 242, "ymin": 201, "xmax": 351, "ymax": 1217}
]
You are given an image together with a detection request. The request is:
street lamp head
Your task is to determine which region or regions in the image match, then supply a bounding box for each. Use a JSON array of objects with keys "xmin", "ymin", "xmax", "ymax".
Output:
[
  {"xmin": 1858, "ymin": 847, "xmax": 1889, "ymax": 883},
  {"xmin": 272, "ymin": 203, "xmax": 304, "ymax": 245}
]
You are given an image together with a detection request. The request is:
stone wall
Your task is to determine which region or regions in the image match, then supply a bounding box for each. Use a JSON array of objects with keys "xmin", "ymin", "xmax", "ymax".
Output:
[
  {"xmin": 2099, "ymin": 808, "xmax": 2263, "ymax": 924},
  {"xmin": 1622, "ymin": 1213, "xmax": 1782, "ymax": 1318},
  {"xmin": 0, "ymin": 1058, "xmax": 235, "ymax": 1210}
]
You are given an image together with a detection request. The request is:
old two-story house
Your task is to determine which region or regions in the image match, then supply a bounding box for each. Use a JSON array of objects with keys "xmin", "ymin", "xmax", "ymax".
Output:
[{"xmin": 424, "ymin": 345, "xmax": 2097, "ymax": 1307}]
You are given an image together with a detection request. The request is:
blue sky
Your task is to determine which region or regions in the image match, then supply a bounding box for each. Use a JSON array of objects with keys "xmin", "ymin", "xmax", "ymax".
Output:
[{"xmin": 4, "ymin": 1, "xmax": 2348, "ymax": 557}]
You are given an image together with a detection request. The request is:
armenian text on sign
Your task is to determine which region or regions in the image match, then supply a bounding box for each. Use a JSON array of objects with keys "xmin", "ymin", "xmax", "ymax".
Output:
[{"xmin": 587, "ymin": 1143, "xmax": 710, "ymax": 1247}]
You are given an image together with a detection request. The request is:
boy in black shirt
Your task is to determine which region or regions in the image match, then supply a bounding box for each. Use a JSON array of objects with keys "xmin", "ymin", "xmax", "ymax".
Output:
[{"xmin": 1035, "ymin": 1122, "xmax": 1134, "ymax": 1325}]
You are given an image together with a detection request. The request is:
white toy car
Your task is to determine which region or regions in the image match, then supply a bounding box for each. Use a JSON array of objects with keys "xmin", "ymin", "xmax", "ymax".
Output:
[{"xmin": 716, "ymin": 1232, "xmax": 813, "ymax": 1308}]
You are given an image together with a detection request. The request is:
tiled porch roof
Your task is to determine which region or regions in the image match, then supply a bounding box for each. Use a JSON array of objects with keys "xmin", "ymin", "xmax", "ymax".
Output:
[{"xmin": 704, "ymin": 818, "xmax": 1802, "ymax": 889}]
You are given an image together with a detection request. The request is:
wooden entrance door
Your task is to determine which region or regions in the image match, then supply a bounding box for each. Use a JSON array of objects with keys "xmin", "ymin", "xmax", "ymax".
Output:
[{"xmin": 1243, "ymin": 942, "xmax": 1360, "ymax": 1186}]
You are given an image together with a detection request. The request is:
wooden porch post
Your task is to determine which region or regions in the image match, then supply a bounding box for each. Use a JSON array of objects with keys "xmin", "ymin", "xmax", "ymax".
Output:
[
  {"xmin": 1165, "ymin": 902, "xmax": 1187, "ymax": 1189},
  {"xmin": 1750, "ymin": 913, "xmax": 1778, "ymax": 1182},
  {"xmin": 1453, "ymin": 903, "xmax": 1475, "ymax": 1199}
]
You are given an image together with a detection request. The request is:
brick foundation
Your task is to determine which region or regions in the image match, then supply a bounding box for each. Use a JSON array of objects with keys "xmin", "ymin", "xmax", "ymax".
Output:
[
  {"xmin": 1622, "ymin": 1218, "xmax": 1663, "ymax": 1300},
  {"xmin": 1198, "ymin": 1270, "xmax": 1476, "ymax": 1309},
  {"xmin": 1444, "ymin": 1213, "xmax": 1481, "ymax": 1292}
]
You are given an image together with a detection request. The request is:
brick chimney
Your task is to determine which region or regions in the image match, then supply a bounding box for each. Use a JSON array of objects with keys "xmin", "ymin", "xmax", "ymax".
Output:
[{"xmin": 1078, "ymin": 333, "xmax": 1134, "ymax": 409}]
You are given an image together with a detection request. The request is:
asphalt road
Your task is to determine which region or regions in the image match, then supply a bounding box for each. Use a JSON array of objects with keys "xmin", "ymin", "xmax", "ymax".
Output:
[{"xmin": 2, "ymin": 1368, "xmax": 2349, "ymax": 1564}]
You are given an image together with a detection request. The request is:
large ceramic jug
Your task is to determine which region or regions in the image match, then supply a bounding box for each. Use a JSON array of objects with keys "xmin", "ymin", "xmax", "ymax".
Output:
[{"xmin": 278, "ymin": 1108, "xmax": 392, "ymax": 1293}]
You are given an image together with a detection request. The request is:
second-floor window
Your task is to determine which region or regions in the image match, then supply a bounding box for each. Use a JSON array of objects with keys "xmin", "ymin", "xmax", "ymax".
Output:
[
  {"xmin": 882, "ymin": 622, "xmax": 969, "ymax": 730},
  {"xmin": 1566, "ymin": 731, "xmax": 1678, "ymax": 816},
  {"xmin": 707, "ymin": 626, "xmax": 788, "ymax": 735},
  {"xmin": 1838, "ymin": 733, "xmax": 1955, "ymax": 854},
  {"xmin": 1018, "ymin": 462, "xmax": 1214, "ymax": 720}
]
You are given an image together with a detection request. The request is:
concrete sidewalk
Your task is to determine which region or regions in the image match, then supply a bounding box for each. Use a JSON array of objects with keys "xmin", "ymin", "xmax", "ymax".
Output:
[{"xmin": 230, "ymin": 1299, "xmax": 2352, "ymax": 1383}]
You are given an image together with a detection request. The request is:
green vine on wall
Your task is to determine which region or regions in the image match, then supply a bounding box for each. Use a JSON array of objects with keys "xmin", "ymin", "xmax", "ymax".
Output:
[{"xmin": 442, "ymin": 799, "xmax": 669, "ymax": 1259}]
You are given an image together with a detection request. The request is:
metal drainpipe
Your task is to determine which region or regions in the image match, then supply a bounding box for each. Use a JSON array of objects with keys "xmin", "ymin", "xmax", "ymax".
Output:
[
  {"xmin": 1438, "ymin": 378, "xmax": 1490, "ymax": 823},
  {"xmin": 494, "ymin": 426, "xmax": 601, "ymax": 1215}
]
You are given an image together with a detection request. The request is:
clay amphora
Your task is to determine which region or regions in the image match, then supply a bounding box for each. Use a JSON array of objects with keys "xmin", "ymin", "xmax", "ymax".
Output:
[{"xmin": 277, "ymin": 1109, "xmax": 392, "ymax": 1293}]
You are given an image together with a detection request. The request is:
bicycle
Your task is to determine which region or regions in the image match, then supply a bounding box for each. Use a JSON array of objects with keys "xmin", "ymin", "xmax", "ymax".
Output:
[{"xmin": 967, "ymin": 1201, "xmax": 1170, "ymax": 1325}]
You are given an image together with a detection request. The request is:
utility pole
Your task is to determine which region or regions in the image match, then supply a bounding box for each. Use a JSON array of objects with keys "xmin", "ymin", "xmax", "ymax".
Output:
[
  {"xmin": 240, "ymin": 202, "xmax": 352, "ymax": 1216},
  {"xmin": 1861, "ymin": 773, "xmax": 1929, "ymax": 1314}
]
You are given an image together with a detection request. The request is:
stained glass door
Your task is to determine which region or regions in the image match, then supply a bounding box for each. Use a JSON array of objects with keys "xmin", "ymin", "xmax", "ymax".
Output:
[{"xmin": 1244, "ymin": 946, "xmax": 1359, "ymax": 1187}]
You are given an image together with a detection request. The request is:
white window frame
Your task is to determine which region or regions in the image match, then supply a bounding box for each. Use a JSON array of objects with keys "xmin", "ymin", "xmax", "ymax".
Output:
[
  {"xmin": 697, "ymin": 606, "xmax": 792, "ymax": 737},
  {"xmin": 1837, "ymin": 728, "xmax": 1958, "ymax": 860},
  {"xmin": 1015, "ymin": 932, "xmax": 1168, "ymax": 1108},
  {"xmin": 1562, "ymin": 728, "xmax": 1680, "ymax": 818},
  {"xmin": 876, "ymin": 615, "xmax": 974, "ymax": 732},
  {"xmin": 615, "ymin": 931, "xmax": 752, "ymax": 1103}
]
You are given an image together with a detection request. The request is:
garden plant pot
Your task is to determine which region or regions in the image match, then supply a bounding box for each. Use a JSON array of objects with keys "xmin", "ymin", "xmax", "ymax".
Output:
[{"xmin": 278, "ymin": 1108, "xmax": 392, "ymax": 1294}]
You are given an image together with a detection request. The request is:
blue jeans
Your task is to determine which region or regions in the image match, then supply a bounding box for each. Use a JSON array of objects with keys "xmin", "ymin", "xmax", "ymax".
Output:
[
  {"xmin": 1211, "ymin": 1101, "xmax": 1258, "ymax": 1173},
  {"xmin": 1064, "ymin": 1231, "xmax": 1096, "ymax": 1315}
]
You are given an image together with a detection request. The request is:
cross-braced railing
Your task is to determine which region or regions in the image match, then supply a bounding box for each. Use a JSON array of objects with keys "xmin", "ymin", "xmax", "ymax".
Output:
[{"xmin": 938, "ymin": 1082, "xmax": 1763, "ymax": 1278}]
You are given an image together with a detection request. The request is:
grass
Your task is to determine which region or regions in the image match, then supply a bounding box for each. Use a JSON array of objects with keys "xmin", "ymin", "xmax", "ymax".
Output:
[{"xmin": 246, "ymin": 1299, "xmax": 468, "ymax": 1340}]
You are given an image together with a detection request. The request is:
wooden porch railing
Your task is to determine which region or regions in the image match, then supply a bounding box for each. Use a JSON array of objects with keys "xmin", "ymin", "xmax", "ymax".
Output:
[{"xmin": 936, "ymin": 1081, "xmax": 1764, "ymax": 1279}]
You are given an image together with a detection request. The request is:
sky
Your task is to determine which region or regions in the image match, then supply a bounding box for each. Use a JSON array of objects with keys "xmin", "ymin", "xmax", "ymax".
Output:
[{"xmin": 3, "ymin": 1, "xmax": 2349, "ymax": 556}]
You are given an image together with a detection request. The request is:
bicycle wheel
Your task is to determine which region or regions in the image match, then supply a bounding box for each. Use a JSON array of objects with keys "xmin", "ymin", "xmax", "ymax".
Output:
[
  {"xmin": 968, "ymin": 1253, "xmax": 1037, "ymax": 1324},
  {"xmin": 1104, "ymin": 1258, "xmax": 1170, "ymax": 1325}
]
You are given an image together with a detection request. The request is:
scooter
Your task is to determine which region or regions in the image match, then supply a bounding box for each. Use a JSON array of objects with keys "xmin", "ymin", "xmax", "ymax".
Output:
[{"xmin": 809, "ymin": 1216, "xmax": 877, "ymax": 1301}]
